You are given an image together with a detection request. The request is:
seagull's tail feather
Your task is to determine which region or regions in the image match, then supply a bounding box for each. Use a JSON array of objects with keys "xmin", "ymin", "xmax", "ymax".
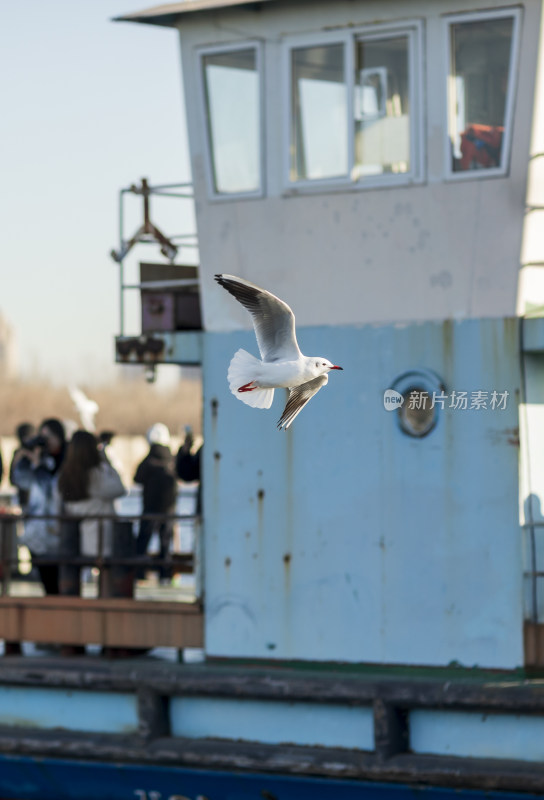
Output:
[{"xmin": 228, "ymin": 349, "xmax": 274, "ymax": 409}]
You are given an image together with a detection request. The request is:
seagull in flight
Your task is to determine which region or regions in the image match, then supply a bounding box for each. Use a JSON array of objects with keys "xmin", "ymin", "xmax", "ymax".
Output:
[
  {"xmin": 69, "ymin": 387, "xmax": 99, "ymax": 432},
  {"xmin": 215, "ymin": 274, "xmax": 342, "ymax": 429}
]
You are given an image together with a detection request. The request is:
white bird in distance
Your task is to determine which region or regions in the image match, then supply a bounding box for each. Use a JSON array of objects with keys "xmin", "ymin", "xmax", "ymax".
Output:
[
  {"xmin": 215, "ymin": 274, "xmax": 343, "ymax": 429},
  {"xmin": 69, "ymin": 387, "xmax": 99, "ymax": 432}
]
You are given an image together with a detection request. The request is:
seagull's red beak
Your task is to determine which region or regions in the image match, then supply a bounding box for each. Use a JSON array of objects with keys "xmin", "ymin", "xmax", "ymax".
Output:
[{"xmin": 330, "ymin": 365, "xmax": 343, "ymax": 370}]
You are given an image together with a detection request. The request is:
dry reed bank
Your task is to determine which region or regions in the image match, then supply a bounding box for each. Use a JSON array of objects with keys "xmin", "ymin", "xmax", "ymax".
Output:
[{"xmin": 0, "ymin": 377, "xmax": 202, "ymax": 437}]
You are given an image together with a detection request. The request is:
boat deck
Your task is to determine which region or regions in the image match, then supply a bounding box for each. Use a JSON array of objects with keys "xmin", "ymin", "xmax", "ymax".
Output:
[{"xmin": 0, "ymin": 652, "xmax": 543, "ymax": 794}]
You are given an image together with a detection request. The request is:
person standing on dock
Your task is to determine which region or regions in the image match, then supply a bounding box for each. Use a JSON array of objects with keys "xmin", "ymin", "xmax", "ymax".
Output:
[
  {"xmin": 134, "ymin": 423, "xmax": 177, "ymax": 580},
  {"xmin": 10, "ymin": 418, "xmax": 67, "ymax": 595},
  {"xmin": 175, "ymin": 426, "xmax": 202, "ymax": 515},
  {"xmin": 58, "ymin": 430, "xmax": 126, "ymax": 594},
  {"xmin": 9, "ymin": 423, "xmax": 36, "ymax": 509}
]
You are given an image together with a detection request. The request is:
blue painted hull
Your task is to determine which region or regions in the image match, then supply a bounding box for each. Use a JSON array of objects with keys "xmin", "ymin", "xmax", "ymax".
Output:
[{"xmin": 0, "ymin": 756, "xmax": 541, "ymax": 800}]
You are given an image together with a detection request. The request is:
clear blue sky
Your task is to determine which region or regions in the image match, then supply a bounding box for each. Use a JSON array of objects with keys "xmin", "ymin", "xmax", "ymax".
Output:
[{"xmin": 1, "ymin": 1, "xmax": 193, "ymax": 384}]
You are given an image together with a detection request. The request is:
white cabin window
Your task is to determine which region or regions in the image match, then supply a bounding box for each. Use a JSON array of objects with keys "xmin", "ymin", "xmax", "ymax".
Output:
[
  {"xmin": 201, "ymin": 45, "xmax": 263, "ymax": 196},
  {"xmin": 287, "ymin": 23, "xmax": 422, "ymax": 190},
  {"xmin": 445, "ymin": 9, "xmax": 520, "ymax": 178},
  {"xmin": 291, "ymin": 44, "xmax": 348, "ymax": 181},
  {"xmin": 354, "ymin": 35, "xmax": 411, "ymax": 178}
]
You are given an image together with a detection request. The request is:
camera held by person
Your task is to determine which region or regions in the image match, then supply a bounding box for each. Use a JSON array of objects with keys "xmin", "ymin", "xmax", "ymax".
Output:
[{"xmin": 23, "ymin": 435, "xmax": 48, "ymax": 452}]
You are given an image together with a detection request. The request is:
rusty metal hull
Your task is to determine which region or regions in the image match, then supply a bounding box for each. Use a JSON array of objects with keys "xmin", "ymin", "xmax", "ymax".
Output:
[{"xmin": 202, "ymin": 316, "xmax": 522, "ymax": 668}]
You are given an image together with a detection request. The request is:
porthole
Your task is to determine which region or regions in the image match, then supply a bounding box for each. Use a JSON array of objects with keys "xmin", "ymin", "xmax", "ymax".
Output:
[
  {"xmin": 388, "ymin": 369, "xmax": 445, "ymax": 439},
  {"xmin": 398, "ymin": 387, "xmax": 436, "ymax": 437}
]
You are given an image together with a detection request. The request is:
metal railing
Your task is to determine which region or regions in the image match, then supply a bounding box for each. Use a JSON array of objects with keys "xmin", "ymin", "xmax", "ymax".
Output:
[
  {"xmin": 523, "ymin": 520, "xmax": 544, "ymax": 624},
  {"xmin": 111, "ymin": 179, "xmax": 198, "ymax": 336},
  {"xmin": 0, "ymin": 510, "xmax": 201, "ymax": 602}
]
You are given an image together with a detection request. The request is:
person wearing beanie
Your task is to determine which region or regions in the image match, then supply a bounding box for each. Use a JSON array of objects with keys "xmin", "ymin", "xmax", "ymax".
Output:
[{"xmin": 134, "ymin": 424, "xmax": 177, "ymax": 578}]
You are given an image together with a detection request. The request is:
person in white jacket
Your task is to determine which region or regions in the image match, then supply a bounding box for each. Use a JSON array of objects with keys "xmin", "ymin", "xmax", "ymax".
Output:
[{"xmin": 58, "ymin": 430, "xmax": 126, "ymax": 558}]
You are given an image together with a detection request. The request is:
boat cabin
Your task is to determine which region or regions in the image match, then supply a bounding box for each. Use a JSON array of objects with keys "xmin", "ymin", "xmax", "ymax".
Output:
[{"xmin": 115, "ymin": 0, "xmax": 544, "ymax": 673}]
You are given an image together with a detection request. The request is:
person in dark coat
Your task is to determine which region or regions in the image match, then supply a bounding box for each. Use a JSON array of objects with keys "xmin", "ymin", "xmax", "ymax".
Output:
[
  {"xmin": 134, "ymin": 424, "xmax": 177, "ymax": 578},
  {"xmin": 175, "ymin": 427, "xmax": 202, "ymax": 515},
  {"xmin": 9, "ymin": 423, "xmax": 36, "ymax": 508}
]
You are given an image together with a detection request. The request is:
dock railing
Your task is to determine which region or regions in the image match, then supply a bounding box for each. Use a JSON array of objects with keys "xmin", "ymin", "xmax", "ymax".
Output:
[
  {"xmin": 523, "ymin": 520, "xmax": 544, "ymax": 667},
  {"xmin": 0, "ymin": 509, "xmax": 204, "ymax": 655}
]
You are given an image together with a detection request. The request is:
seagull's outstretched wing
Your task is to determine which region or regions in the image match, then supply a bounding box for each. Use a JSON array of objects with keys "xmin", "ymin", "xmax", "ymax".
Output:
[
  {"xmin": 215, "ymin": 274, "xmax": 301, "ymax": 362},
  {"xmin": 277, "ymin": 375, "xmax": 328, "ymax": 430}
]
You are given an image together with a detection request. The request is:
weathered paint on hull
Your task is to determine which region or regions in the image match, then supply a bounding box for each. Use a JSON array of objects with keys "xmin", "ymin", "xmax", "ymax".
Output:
[{"xmin": 202, "ymin": 317, "xmax": 522, "ymax": 668}]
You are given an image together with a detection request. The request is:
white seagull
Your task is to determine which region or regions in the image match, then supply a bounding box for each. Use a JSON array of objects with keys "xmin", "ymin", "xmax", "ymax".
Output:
[
  {"xmin": 215, "ymin": 274, "xmax": 343, "ymax": 429},
  {"xmin": 69, "ymin": 386, "xmax": 99, "ymax": 432}
]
